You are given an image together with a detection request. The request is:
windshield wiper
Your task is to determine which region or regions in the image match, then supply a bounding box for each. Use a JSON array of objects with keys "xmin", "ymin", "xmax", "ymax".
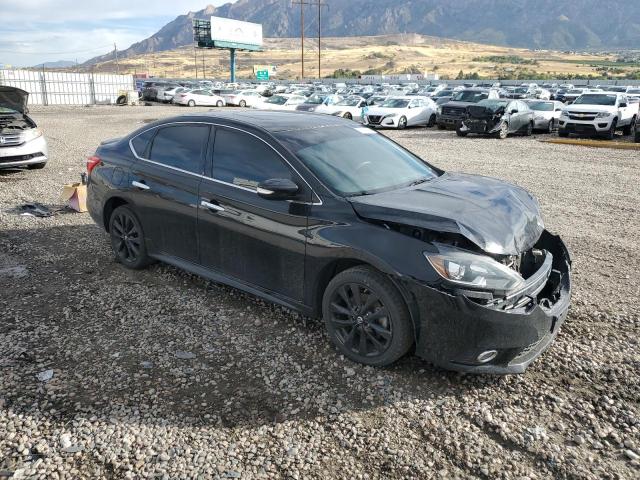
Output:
[{"xmin": 408, "ymin": 177, "xmax": 432, "ymax": 187}]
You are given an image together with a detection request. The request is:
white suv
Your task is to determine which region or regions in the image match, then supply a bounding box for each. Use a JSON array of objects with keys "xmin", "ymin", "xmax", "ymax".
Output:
[{"xmin": 558, "ymin": 93, "xmax": 638, "ymax": 140}]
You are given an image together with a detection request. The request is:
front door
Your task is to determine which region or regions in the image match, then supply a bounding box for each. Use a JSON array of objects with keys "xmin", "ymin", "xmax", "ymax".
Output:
[
  {"xmin": 129, "ymin": 123, "xmax": 210, "ymax": 262},
  {"xmin": 197, "ymin": 126, "xmax": 310, "ymax": 302}
]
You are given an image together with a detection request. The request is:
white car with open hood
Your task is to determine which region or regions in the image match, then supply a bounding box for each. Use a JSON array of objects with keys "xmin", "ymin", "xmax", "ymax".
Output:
[
  {"xmin": 0, "ymin": 86, "xmax": 49, "ymax": 170},
  {"xmin": 363, "ymin": 96, "xmax": 438, "ymax": 129}
]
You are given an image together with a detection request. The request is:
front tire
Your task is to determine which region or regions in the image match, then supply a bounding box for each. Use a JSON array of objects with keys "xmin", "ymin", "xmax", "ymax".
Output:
[
  {"xmin": 239, "ymin": 100, "xmax": 247, "ymax": 107},
  {"xmin": 496, "ymin": 121, "xmax": 509, "ymax": 139},
  {"xmin": 343, "ymin": 112, "xmax": 353, "ymax": 120},
  {"xmin": 524, "ymin": 122, "xmax": 533, "ymax": 136},
  {"xmin": 188, "ymin": 100, "xmax": 196, "ymax": 107},
  {"xmin": 547, "ymin": 119, "xmax": 555, "ymax": 133},
  {"xmin": 397, "ymin": 116, "xmax": 408, "ymax": 130},
  {"xmin": 427, "ymin": 114, "xmax": 436, "ymax": 127},
  {"xmin": 323, "ymin": 266, "xmax": 414, "ymax": 367},
  {"xmin": 216, "ymin": 100, "xmax": 224, "ymax": 107},
  {"xmin": 456, "ymin": 128, "xmax": 468, "ymax": 137},
  {"xmin": 604, "ymin": 119, "xmax": 617, "ymax": 140},
  {"xmin": 109, "ymin": 205, "xmax": 151, "ymax": 270}
]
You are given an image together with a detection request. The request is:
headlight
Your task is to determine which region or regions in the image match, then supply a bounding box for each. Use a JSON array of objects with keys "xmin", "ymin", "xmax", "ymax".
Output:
[
  {"xmin": 22, "ymin": 128, "xmax": 43, "ymax": 142},
  {"xmin": 560, "ymin": 110, "xmax": 569, "ymax": 117},
  {"xmin": 424, "ymin": 244, "xmax": 524, "ymax": 292},
  {"xmin": 595, "ymin": 112, "xmax": 612, "ymax": 118},
  {"xmin": 386, "ymin": 113, "xmax": 398, "ymax": 118}
]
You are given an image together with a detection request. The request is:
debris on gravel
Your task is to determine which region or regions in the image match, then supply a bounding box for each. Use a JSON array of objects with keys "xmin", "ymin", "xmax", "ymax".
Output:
[{"xmin": 0, "ymin": 106, "xmax": 638, "ymax": 479}]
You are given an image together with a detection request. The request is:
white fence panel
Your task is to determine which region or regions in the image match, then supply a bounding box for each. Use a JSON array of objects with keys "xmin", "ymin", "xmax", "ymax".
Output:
[{"xmin": 0, "ymin": 69, "xmax": 134, "ymax": 105}]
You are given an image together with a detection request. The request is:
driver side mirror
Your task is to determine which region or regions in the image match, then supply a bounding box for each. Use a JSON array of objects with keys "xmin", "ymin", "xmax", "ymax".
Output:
[
  {"xmin": 257, "ymin": 178, "xmax": 299, "ymax": 200},
  {"xmin": 620, "ymin": 102, "xmax": 627, "ymax": 108},
  {"xmin": 509, "ymin": 109, "xmax": 518, "ymax": 114}
]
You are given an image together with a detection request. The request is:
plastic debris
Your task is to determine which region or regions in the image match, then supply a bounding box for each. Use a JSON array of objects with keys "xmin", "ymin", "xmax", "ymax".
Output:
[
  {"xmin": 140, "ymin": 361, "xmax": 153, "ymax": 369},
  {"xmin": 36, "ymin": 369, "xmax": 54, "ymax": 382},
  {"xmin": 18, "ymin": 203, "xmax": 53, "ymax": 217}
]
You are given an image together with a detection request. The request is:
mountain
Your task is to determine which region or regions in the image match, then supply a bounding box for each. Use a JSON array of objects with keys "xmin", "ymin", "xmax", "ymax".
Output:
[
  {"xmin": 35, "ymin": 60, "xmax": 77, "ymax": 68},
  {"xmin": 85, "ymin": 0, "xmax": 640, "ymax": 64}
]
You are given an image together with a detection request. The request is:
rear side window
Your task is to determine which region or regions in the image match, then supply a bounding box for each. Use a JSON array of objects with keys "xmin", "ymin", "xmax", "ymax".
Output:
[
  {"xmin": 212, "ymin": 128, "xmax": 292, "ymax": 189},
  {"xmin": 149, "ymin": 124, "xmax": 210, "ymax": 174},
  {"xmin": 131, "ymin": 128, "xmax": 155, "ymax": 158}
]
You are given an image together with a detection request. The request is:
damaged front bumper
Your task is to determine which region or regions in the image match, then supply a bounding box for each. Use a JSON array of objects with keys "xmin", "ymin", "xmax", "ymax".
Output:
[
  {"xmin": 404, "ymin": 230, "xmax": 571, "ymax": 374},
  {"xmin": 459, "ymin": 119, "xmax": 502, "ymax": 134}
]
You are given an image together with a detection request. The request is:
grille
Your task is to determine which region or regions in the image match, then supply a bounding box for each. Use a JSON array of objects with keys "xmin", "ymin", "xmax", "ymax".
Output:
[
  {"xmin": 0, "ymin": 152, "xmax": 44, "ymax": 163},
  {"xmin": 568, "ymin": 112, "xmax": 597, "ymax": 121},
  {"xmin": 0, "ymin": 134, "xmax": 23, "ymax": 147},
  {"xmin": 367, "ymin": 115, "xmax": 382, "ymax": 125},
  {"xmin": 442, "ymin": 106, "xmax": 466, "ymax": 117}
]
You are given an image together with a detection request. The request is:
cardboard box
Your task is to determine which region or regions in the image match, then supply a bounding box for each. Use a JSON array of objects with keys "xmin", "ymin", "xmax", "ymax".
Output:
[{"xmin": 61, "ymin": 183, "xmax": 87, "ymax": 212}]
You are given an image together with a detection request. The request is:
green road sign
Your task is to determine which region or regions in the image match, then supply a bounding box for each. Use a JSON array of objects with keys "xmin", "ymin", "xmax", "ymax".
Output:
[{"xmin": 256, "ymin": 70, "xmax": 269, "ymax": 81}]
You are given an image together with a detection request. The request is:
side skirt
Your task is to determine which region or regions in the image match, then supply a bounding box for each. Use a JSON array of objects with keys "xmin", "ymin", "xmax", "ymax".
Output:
[{"xmin": 150, "ymin": 253, "xmax": 314, "ymax": 317}]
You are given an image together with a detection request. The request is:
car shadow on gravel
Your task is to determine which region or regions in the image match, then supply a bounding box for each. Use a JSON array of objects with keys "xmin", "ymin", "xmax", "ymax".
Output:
[{"xmin": 1, "ymin": 223, "xmax": 507, "ymax": 430}]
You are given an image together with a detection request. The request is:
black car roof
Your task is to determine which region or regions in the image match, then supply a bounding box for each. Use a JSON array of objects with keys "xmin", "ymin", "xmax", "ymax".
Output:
[{"xmin": 176, "ymin": 110, "xmax": 352, "ymax": 133}]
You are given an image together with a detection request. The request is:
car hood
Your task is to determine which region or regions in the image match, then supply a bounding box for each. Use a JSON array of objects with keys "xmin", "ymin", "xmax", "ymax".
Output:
[
  {"xmin": 566, "ymin": 103, "xmax": 615, "ymax": 112},
  {"xmin": 0, "ymin": 86, "xmax": 29, "ymax": 114},
  {"xmin": 349, "ymin": 172, "xmax": 544, "ymax": 255},
  {"xmin": 442, "ymin": 101, "xmax": 478, "ymax": 108}
]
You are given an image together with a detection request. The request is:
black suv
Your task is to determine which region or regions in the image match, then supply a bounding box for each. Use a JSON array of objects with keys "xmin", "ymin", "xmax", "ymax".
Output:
[{"xmin": 87, "ymin": 111, "xmax": 571, "ymax": 374}]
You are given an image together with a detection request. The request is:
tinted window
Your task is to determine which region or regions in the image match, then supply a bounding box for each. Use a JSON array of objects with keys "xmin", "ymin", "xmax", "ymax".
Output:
[
  {"xmin": 149, "ymin": 124, "xmax": 210, "ymax": 174},
  {"xmin": 131, "ymin": 128, "xmax": 155, "ymax": 158},
  {"xmin": 212, "ymin": 128, "xmax": 292, "ymax": 189}
]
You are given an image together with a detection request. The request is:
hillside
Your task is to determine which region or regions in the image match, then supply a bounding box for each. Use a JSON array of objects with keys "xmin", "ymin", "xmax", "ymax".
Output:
[
  {"xmin": 85, "ymin": 0, "xmax": 640, "ymax": 66},
  {"xmin": 85, "ymin": 34, "xmax": 636, "ymax": 80}
]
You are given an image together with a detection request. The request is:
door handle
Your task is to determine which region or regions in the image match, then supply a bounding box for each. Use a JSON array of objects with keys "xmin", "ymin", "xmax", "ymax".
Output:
[
  {"xmin": 201, "ymin": 200, "xmax": 225, "ymax": 212},
  {"xmin": 132, "ymin": 181, "xmax": 150, "ymax": 191}
]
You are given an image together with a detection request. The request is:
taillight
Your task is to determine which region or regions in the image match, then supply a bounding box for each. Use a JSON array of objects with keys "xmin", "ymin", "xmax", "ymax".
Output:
[{"xmin": 87, "ymin": 155, "xmax": 102, "ymax": 175}]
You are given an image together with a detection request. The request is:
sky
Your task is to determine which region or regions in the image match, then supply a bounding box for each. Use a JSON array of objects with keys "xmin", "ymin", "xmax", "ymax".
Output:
[{"xmin": 0, "ymin": 1, "xmax": 228, "ymax": 67}]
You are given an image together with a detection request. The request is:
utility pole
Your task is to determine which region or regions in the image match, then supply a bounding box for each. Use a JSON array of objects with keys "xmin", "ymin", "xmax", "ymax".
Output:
[
  {"xmin": 292, "ymin": 1, "xmax": 327, "ymax": 80},
  {"xmin": 114, "ymin": 43, "xmax": 120, "ymax": 75},
  {"xmin": 194, "ymin": 45, "xmax": 198, "ymax": 79}
]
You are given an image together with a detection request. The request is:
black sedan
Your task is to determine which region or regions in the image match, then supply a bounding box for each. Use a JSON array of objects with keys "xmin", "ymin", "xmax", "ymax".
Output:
[{"xmin": 87, "ymin": 111, "xmax": 571, "ymax": 374}]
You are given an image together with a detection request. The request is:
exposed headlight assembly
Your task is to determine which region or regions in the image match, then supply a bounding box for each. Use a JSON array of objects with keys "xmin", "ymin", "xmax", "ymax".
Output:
[
  {"xmin": 424, "ymin": 243, "xmax": 524, "ymax": 293},
  {"xmin": 22, "ymin": 128, "xmax": 43, "ymax": 142}
]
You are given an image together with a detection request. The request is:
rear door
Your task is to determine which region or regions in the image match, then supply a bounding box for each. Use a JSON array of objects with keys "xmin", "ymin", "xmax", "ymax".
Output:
[
  {"xmin": 198, "ymin": 126, "xmax": 311, "ymax": 302},
  {"xmin": 129, "ymin": 123, "xmax": 210, "ymax": 262}
]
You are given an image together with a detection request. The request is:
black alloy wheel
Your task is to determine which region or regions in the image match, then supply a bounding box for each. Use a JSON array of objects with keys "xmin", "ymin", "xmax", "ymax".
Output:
[
  {"xmin": 323, "ymin": 267, "xmax": 413, "ymax": 366},
  {"xmin": 109, "ymin": 205, "xmax": 151, "ymax": 270}
]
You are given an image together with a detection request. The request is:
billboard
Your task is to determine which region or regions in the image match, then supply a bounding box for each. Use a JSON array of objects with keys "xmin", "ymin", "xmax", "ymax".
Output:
[{"xmin": 211, "ymin": 16, "xmax": 263, "ymax": 48}]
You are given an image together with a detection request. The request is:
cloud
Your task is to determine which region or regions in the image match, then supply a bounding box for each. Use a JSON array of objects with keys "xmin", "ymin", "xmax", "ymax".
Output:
[{"xmin": 0, "ymin": 1, "xmax": 228, "ymax": 66}]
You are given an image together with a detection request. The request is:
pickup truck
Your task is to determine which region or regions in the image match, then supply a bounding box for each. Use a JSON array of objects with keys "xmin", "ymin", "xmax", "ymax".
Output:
[{"xmin": 558, "ymin": 93, "xmax": 638, "ymax": 140}]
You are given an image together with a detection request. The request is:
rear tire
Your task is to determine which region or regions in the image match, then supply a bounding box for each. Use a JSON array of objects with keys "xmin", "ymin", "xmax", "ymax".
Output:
[
  {"xmin": 27, "ymin": 162, "xmax": 46, "ymax": 170},
  {"xmin": 456, "ymin": 128, "xmax": 468, "ymax": 137},
  {"xmin": 239, "ymin": 100, "xmax": 247, "ymax": 107},
  {"xmin": 622, "ymin": 116, "xmax": 636, "ymax": 136},
  {"xmin": 109, "ymin": 205, "xmax": 152, "ymax": 270},
  {"xmin": 524, "ymin": 122, "xmax": 533, "ymax": 136},
  {"xmin": 216, "ymin": 100, "xmax": 224, "ymax": 107},
  {"xmin": 427, "ymin": 114, "xmax": 436, "ymax": 127},
  {"xmin": 116, "ymin": 95, "xmax": 127, "ymax": 106},
  {"xmin": 343, "ymin": 112, "xmax": 353, "ymax": 120},
  {"xmin": 323, "ymin": 266, "xmax": 414, "ymax": 367}
]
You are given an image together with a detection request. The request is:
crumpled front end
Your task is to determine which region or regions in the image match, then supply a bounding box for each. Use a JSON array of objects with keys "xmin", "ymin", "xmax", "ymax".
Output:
[
  {"xmin": 406, "ymin": 230, "xmax": 572, "ymax": 374},
  {"xmin": 459, "ymin": 105, "xmax": 505, "ymax": 134}
]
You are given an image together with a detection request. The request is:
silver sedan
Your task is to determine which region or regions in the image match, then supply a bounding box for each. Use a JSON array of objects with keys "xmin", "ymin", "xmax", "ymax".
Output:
[{"xmin": 525, "ymin": 100, "xmax": 565, "ymax": 133}]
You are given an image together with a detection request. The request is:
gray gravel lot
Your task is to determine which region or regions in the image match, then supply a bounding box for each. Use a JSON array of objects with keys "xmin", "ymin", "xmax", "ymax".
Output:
[{"xmin": 1, "ymin": 106, "xmax": 639, "ymax": 479}]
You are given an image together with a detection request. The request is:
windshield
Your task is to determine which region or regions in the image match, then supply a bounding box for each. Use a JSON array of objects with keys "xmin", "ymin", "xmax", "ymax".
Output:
[
  {"xmin": 275, "ymin": 126, "xmax": 439, "ymax": 196},
  {"xmin": 476, "ymin": 99, "xmax": 508, "ymax": 111},
  {"xmin": 528, "ymin": 101, "xmax": 554, "ymax": 111},
  {"xmin": 266, "ymin": 95, "xmax": 288, "ymax": 105},
  {"xmin": 451, "ymin": 91, "xmax": 487, "ymax": 102},
  {"xmin": 337, "ymin": 97, "xmax": 362, "ymax": 107},
  {"xmin": 567, "ymin": 89, "xmax": 583, "ymax": 94},
  {"xmin": 514, "ymin": 87, "xmax": 528, "ymax": 93},
  {"xmin": 381, "ymin": 99, "xmax": 409, "ymax": 108},
  {"xmin": 305, "ymin": 94, "xmax": 326, "ymax": 104},
  {"xmin": 573, "ymin": 94, "xmax": 617, "ymax": 106},
  {"xmin": 629, "ymin": 89, "xmax": 640, "ymax": 94}
]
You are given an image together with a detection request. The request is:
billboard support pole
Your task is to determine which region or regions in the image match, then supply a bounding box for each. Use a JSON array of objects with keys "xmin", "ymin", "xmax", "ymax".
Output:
[{"xmin": 230, "ymin": 49, "xmax": 236, "ymax": 83}]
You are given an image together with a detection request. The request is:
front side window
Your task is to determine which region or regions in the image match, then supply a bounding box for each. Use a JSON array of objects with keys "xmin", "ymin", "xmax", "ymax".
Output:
[
  {"xmin": 148, "ymin": 124, "xmax": 210, "ymax": 174},
  {"xmin": 212, "ymin": 128, "xmax": 293, "ymax": 190}
]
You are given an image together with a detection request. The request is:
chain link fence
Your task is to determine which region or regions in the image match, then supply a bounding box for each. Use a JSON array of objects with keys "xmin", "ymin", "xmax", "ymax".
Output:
[{"xmin": 0, "ymin": 69, "xmax": 134, "ymax": 106}]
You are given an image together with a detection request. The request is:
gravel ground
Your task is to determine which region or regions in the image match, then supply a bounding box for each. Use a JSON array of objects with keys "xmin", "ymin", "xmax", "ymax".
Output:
[{"xmin": 1, "ymin": 105, "xmax": 639, "ymax": 480}]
